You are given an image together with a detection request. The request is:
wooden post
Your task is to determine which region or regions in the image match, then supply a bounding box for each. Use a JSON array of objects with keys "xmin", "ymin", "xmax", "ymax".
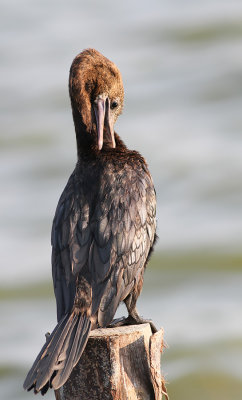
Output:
[{"xmin": 55, "ymin": 324, "xmax": 168, "ymax": 400}]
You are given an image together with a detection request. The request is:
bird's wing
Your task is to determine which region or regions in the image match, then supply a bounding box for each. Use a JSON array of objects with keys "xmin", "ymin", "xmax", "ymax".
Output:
[
  {"xmin": 51, "ymin": 172, "xmax": 92, "ymax": 322},
  {"xmin": 51, "ymin": 158, "xmax": 156, "ymax": 326},
  {"xmin": 91, "ymin": 157, "xmax": 156, "ymax": 327}
]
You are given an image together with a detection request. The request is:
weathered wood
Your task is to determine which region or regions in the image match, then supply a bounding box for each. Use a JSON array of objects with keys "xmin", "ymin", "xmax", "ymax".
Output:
[{"xmin": 54, "ymin": 324, "xmax": 168, "ymax": 400}]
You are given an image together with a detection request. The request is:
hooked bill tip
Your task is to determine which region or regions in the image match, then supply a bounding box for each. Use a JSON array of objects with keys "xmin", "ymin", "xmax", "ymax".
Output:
[{"xmin": 98, "ymin": 139, "xmax": 103, "ymax": 150}]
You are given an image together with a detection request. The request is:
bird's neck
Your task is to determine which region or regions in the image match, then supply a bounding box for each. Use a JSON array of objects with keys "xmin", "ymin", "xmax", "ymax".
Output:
[
  {"xmin": 72, "ymin": 108, "xmax": 127, "ymax": 159},
  {"xmin": 72, "ymin": 107, "xmax": 94, "ymax": 157}
]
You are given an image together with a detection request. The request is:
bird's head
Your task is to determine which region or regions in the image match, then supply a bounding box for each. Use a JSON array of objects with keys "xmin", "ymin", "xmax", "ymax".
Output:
[{"xmin": 69, "ymin": 49, "xmax": 124, "ymax": 151}]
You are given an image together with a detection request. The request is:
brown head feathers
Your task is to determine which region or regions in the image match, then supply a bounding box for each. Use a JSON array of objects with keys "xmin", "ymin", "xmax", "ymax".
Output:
[{"xmin": 69, "ymin": 49, "xmax": 124, "ymax": 153}]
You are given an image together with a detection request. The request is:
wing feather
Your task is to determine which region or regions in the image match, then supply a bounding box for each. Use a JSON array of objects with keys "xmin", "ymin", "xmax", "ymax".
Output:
[
  {"xmin": 95, "ymin": 159, "xmax": 156, "ymax": 326},
  {"xmin": 52, "ymin": 157, "xmax": 156, "ymax": 330}
]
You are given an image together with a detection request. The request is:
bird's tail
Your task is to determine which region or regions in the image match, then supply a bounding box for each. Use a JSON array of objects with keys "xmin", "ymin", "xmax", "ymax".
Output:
[{"xmin": 23, "ymin": 312, "xmax": 91, "ymax": 395}]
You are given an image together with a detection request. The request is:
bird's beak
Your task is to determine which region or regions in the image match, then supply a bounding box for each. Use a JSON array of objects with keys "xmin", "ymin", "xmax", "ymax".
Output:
[
  {"xmin": 94, "ymin": 97, "xmax": 116, "ymax": 150},
  {"xmin": 105, "ymin": 98, "xmax": 116, "ymax": 149}
]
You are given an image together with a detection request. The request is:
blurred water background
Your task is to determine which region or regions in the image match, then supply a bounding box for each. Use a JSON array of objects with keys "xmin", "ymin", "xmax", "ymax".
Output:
[{"xmin": 1, "ymin": 0, "xmax": 242, "ymax": 399}]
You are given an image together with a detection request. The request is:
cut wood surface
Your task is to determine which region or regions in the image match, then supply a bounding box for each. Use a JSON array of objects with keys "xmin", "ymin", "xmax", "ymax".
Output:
[{"xmin": 55, "ymin": 323, "xmax": 168, "ymax": 400}]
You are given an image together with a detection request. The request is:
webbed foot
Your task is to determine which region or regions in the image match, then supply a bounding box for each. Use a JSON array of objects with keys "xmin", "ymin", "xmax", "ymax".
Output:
[{"xmin": 108, "ymin": 315, "xmax": 158, "ymax": 333}]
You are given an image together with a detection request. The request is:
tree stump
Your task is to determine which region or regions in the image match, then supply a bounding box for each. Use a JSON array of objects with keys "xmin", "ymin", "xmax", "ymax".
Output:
[{"xmin": 54, "ymin": 324, "xmax": 168, "ymax": 400}]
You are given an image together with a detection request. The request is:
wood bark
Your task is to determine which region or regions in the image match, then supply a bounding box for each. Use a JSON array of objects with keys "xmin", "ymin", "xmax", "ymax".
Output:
[{"xmin": 55, "ymin": 324, "xmax": 168, "ymax": 400}]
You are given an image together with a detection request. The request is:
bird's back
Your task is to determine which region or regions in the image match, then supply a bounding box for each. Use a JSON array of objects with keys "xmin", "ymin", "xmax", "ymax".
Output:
[{"xmin": 51, "ymin": 148, "xmax": 156, "ymax": 328}]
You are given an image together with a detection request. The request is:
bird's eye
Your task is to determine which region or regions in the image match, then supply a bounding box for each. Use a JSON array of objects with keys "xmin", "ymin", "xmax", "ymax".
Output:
[{"xmin": 110, "ymin": 101, "xmax": 118, "ymax": 110}]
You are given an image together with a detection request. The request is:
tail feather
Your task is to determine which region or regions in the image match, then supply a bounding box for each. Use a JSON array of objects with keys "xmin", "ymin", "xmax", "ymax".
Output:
[
  {"xmin": 23, "ymin": 312, "xmax": 91, "ymax": 394},
  {"xmin": 34, "ymin": 313, "xmax": 77, "ymax": 391},
  {"xmin": 51, "ymin": 314, "xmax": 91, "ymax": 389},
  {"xmin": 73, "ymin": 317, "xmax": 90, "ymax": 366},
  {"xmin": 23, "ymin": 316, "xmax": 67, "ymax": 390}
]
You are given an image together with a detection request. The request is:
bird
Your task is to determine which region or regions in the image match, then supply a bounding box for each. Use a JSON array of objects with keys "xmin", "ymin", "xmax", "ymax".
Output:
[{"xmin": 23, "ymin": 48, "xmax": 157, "ymax": 395}]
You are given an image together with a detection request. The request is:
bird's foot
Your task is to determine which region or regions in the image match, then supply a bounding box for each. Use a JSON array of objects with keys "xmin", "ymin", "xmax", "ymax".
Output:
[
  {"xmin": 107, "ymin": 316, "xmax": 127, "ymax": 328},
  {"xmin": 108, "ymin": 315, "xmax": 158, "ymax": 333},
  {"xmin": 132, "ymin": 316, "xmax": 158, "ymax": 334},
  {"xmin": 128, "ymin": 308, "xmax": 158, "ymax": 333}
]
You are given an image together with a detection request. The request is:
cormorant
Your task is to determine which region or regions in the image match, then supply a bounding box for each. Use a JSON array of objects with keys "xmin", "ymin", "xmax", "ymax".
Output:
[{"xmin": 23, "ymin": 48, "xmax": 157, "ymax": 395}]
